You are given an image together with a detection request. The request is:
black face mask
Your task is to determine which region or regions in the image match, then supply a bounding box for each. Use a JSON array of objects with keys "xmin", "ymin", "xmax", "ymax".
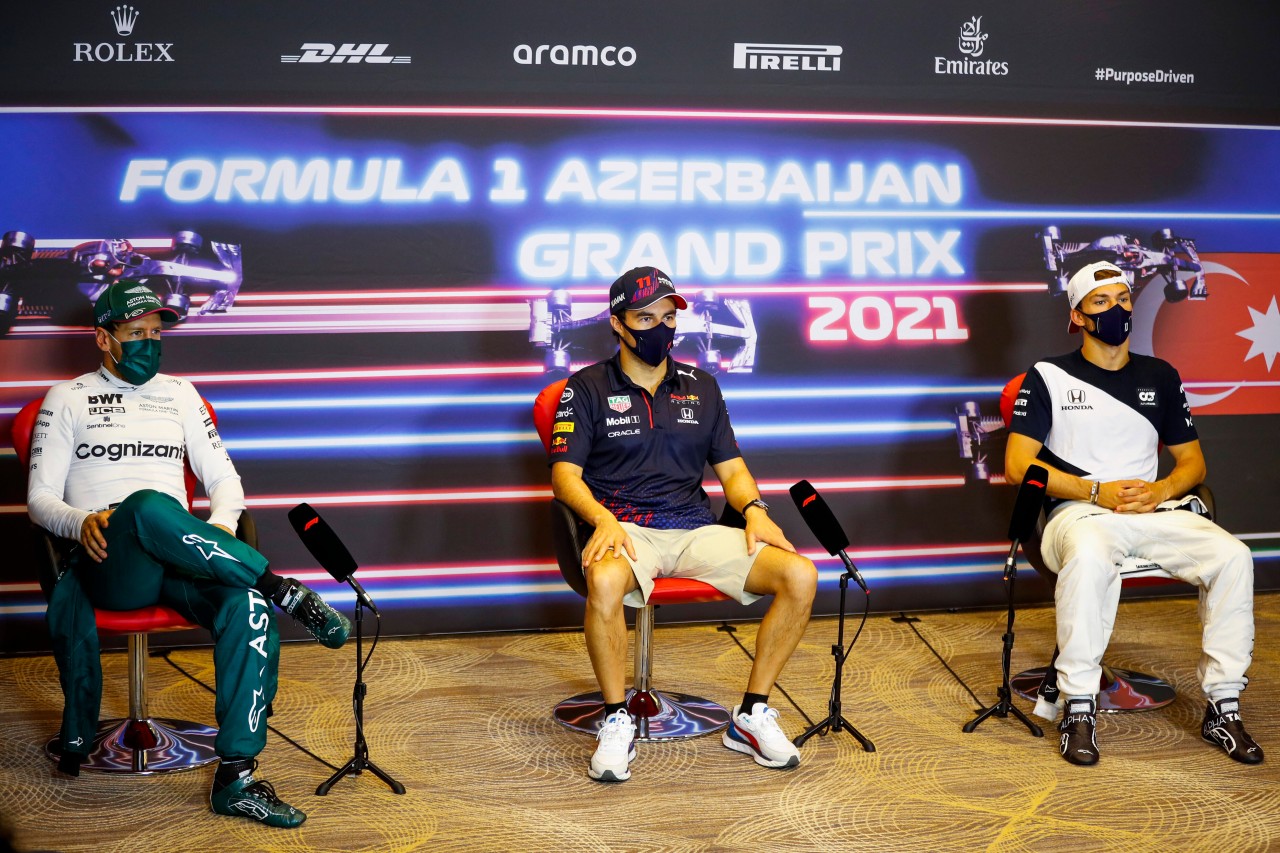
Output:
[
  {"xmin": 1081, "ymin": 303, "xmax": 1132, "ymax": 347},
  {"xmin": 621, "ymin": 320, "xmax": 676, "ymax": 367}
]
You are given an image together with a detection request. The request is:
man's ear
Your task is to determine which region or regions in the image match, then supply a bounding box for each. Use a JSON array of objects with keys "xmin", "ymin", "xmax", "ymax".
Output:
[{"xmin": 94, "ymin": 326, "xmax": 114, "ymax": 354}]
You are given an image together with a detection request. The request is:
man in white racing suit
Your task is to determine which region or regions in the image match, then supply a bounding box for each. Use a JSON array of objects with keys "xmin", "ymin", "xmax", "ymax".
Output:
[
  {"xmin": 1006, "ymin": 261, "xmax": 1261, "ymax": 767},
  {"xmin": 27, "ymin": 281, "xmax": 350, "ymax": 827}
]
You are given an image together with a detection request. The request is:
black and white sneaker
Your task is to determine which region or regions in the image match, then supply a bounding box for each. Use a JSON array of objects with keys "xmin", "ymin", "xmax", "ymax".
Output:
[
  {"xmin": 1202, "ymin": 698, "xmax": 1264, "ymax": 765},
  {"xmin": 1058, "ymin": 698, "xmax": 1099, "ymax": 766},
  {"xmin": 273, "ymin": 578, "xmax": 350, "ymax": 649}
]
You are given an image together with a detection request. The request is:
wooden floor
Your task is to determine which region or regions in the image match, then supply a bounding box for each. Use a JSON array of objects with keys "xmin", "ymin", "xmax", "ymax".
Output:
[{"xmin": 2, "ymin": 594, "xmax": 1278, "ymax": 852}]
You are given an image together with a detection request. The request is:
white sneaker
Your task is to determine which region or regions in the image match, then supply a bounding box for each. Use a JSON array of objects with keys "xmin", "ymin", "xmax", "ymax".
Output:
[
  {"xmin": 722, "ymin": 703, "xmax": 801, "ymax": 768},
  {"xmin": 588, "ymin": 710, "xmax": 637, "ymax": 782}
]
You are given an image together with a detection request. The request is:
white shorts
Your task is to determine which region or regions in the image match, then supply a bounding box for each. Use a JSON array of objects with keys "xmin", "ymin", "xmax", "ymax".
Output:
[{"xmin": 616, "ymin": 522, "xmax": 767, "ymax": 608}]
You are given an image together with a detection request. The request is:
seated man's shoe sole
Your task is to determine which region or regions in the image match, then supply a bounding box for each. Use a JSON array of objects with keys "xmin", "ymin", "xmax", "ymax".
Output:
[
  {"xmin": 1203, "ymin": 700, "xmax": 1264, "ymax": 765},
  {"xmin": 277, "ymin": 579, "xmax": 351, "ymax": 649},
  {"xmin": 722, "ymin": 703, "xmax": 801, "ymax": 769},
  {"xmin": 588, "ymin": 744, "xmax": 637, "ymax": 783},
  {"xmin": 210, "ymin": 775, "xmax": 306, "ymax": 828},
  {"xmin": 722, "ymin": 730, "xmax": 800, "ymax": 769}
]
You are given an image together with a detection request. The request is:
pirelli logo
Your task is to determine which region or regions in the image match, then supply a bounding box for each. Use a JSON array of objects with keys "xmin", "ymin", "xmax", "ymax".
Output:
[
  {"xmin": 553, "ymin": 421, "xmax": 574, "ymax": 433},
  {"xmin": 733, "ymin": 43, "xmax": 842, "ymax": 71}
]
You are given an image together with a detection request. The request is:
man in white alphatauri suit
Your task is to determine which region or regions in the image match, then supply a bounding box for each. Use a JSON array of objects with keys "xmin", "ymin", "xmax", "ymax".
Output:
[
  {"xmin": 1005, "ymin": 261, "xmax": 1261, "ymax": 767},
  {"xmin": 27, "ymin": 281, "xmax": 353, "ymax": 827}
]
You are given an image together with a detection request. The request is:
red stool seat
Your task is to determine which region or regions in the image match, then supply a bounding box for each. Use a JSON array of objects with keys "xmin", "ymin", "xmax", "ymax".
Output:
[
  {"xmin": 647, "ymin": 578, "xmax": 732, "ymax": 605},
  {"xmin": 95, "ymin": 606, "xmax": 197, "ymax": 635}
]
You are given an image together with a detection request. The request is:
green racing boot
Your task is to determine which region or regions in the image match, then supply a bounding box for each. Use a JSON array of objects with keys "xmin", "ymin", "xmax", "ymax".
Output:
[
  {"xmin": 274, "ymin": 578, "xmax": 351, "ymax": 649},
  {"xmin": 210, "ymin": 762, "xmax": 306, "ymax": 828}
]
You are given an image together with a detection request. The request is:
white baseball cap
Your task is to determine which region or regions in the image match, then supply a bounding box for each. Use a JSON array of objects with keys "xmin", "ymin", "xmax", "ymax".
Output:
[{"xmin": 1066, "ymin": 261, "xmax": 1130, "ymax": 333}]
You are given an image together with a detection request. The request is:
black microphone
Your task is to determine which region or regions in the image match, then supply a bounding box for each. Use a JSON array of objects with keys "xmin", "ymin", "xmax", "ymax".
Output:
[
  {"xmin": 1004, "ymin": 464, "xmax": 1049, "ymax": 579},
  {"xmin": 789, "ymin": 480, "xmax": 867, "ymax": 593},
  {"xmin": 1009, "ymin": 465, "xmax": 1049, "ymax": 542},
  {"xmin": 288, "ymin": 503, "xmax": 378, "ymax": 614}
]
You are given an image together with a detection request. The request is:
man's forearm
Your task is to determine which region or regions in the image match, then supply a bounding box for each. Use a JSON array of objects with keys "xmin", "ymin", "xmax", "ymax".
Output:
[
  {"xmin": 1158, "ymin": 456, "xmax": 1207, "ymax": 503},
  {"xmin": 720, "ymin": 469, "xmax": 763, "ymax": 516},
  {"xmin": 552, "ymin": 469, "xmax": 616, "ymax": 528}
]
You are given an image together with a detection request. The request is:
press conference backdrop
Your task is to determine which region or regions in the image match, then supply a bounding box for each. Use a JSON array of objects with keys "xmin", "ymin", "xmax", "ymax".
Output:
[{"xmin": 1, "ymin": 1, "xmax": 1278, "ymax": 652}]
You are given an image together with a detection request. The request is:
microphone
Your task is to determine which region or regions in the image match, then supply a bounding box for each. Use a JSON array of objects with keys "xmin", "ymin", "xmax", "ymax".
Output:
[
  {"xmin": 1004, "ymin": 464, "xmax": 1049, "ymax": 579},
  {"xmin": 1009, "ymin": 465, "xmax": 1049, "ymax": 542},
  {"xmin": 288, "ymin": 503, "xmax": 378, "ymax": 614},
  {"xmin": 789, "ymin": 480, "xmax": 867, "ymax": 593}
]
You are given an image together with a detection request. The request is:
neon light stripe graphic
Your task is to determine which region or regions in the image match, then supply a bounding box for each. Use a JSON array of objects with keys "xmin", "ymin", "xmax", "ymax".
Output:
[
  {"xmin": 229, "ymin": 281, "xmax": 1047, "ymax": 302},
  {"xmin": 805, "ymin": 210, "xmax": 1280, "ymax": 221},
  {"xmin": 0, "ymin": 364, "xmax": 546, "ymax": 389},
  {"xmin": 0, "ymin": 476, "xmax": 970, "ymax": 515},
  {"xmin": 4, "ymin": 104, "xmax": 1278, "ymax": 132},
  {"xmin": 216, "ymin": 420, "xmax": 952, "ymax": 451}
]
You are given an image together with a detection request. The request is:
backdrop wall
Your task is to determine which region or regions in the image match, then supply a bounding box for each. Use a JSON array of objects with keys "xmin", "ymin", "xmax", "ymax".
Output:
[{"xmin": 2, "ymin": 1, "xmax": 1278, "ymax": 652}]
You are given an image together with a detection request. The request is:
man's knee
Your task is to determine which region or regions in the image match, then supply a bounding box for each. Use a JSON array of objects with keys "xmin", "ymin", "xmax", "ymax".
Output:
[
  {"xmin": 759, "ymin": 552, "xmax": 818, "ymax": 603},
  {"xmin": 783, "ymin": 554, "xmax": 818, "ymax": 602},
  {"xmin": 584, "ymin": 560, "xmax": 634, "ymax": 608}
]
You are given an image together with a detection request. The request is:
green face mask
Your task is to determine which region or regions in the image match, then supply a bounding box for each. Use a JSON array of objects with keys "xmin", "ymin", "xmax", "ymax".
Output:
[{"xmin": 110, "ymin": 335, "xmax": 162, "ymax": 385}]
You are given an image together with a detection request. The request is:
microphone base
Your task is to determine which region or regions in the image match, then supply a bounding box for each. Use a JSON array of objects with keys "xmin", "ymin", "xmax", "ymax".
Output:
[
  {"xmin": 794, "ymin": 711, "xmax": 875, "ymax": 752},
  {"xmin": 962, "ymin": 684, "xmax": 1044, "ymax": 737},
  {"xmin": 316, "ymin": 753, "xmax": 405, "ymax": 797}
]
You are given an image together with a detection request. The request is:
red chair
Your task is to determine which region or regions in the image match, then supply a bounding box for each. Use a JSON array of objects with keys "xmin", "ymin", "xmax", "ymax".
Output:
[
  {"xmin": 998, "ymin": 373, "xmax": 1213, "ymax": 713},
  {"xmin": 534, "ymin": 378, "xmax": 734, "ymax": 741},
  {"xmin": 13, "ymin": 395, "xmax": 257, "ymax": 772}
]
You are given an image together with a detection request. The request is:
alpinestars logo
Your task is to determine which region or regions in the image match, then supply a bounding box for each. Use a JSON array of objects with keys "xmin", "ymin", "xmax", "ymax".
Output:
[
  {"xmin": 934, "ymin": 16, "xmax": 1007, "ymax": 76},
  {"xmin": 281, "ymin": 43, "xmax": 411, "ymax": 64},
  {"xmin": 74, "ymin": 5, "xmax": 174, "ymax": 62},
  {"xmin": 182, "ymin": 533, "xmax": 242, "ymax": 563},
  {"xmin": 733, "ymin": 43, "xmax": 842, "ymax": 72}
]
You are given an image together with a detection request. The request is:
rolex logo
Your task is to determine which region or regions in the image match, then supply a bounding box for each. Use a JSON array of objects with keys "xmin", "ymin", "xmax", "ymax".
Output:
[
  {"xmin": 111, "ymin": 5, "xmax": 139, "ymax": 36},
  {"xmin": 74, "ymin": 4, "xmax": 173, "ymax": 62}
]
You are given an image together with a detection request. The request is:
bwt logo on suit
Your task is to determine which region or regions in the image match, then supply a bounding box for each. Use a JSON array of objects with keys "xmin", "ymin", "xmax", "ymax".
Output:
[{"xmin": 73, "ymin": 5, "xmax": 175, "ymax": 62}]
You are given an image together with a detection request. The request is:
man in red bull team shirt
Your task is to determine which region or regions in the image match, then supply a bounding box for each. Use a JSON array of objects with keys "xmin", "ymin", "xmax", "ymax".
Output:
[{"xmin": 550, "ymin": 266, "xmax": 817, "ymax": 782}]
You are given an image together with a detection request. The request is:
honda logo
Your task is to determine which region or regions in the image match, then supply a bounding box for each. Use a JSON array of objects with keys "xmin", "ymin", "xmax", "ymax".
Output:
[{"xmin": 1067, "ymin": 389, "xmax": 1086, "ymax": 404}]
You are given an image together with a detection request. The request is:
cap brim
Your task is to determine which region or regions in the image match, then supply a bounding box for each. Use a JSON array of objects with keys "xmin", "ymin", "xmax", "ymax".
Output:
[
  {"xmin": 627, "ymin": 292, "xmax": 688, "ymax": 312},
  {"xmin": 136, "ymin": 306, "xmax": 182, "ymax": 323}
]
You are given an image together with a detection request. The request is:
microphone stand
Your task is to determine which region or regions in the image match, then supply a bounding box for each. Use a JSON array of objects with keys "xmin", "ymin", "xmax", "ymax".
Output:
[
  {"xmin": 316, "ymin": 585, "xmax": 406, "ymax": 796},
  {"xmin": 793, "ymin": 551, "xmax": 876, "ymax": 752},
  {"xmin": 962, "ymin": 537, "xmax": 1043, "ymax": 737}
]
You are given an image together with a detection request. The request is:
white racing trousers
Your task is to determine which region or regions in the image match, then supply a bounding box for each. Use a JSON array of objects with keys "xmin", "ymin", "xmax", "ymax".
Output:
[{"xmin": 1041, "ymin": 500, "xmax": 1254, "ymax": 703}]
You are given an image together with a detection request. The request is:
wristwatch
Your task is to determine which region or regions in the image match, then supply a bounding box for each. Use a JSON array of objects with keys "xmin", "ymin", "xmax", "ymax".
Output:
[
  {"xmin": 1089, "ymin": 481, "xmax": 1100, "ymax": 505},
  {"xmin": 742, "ymin": 498, "xmax": 770, "ymax": 516}
]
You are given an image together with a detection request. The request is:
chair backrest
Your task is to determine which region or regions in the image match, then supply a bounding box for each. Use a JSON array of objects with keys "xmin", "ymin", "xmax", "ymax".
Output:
[
  {"xmin": 12, "ymin": 394, "xmax": 220, "ymax": 511},
  {"xmin": 533, "ymin": 378, "xmax": 569, "ymax": 454},
  {"xmin": 998, "ymin": 373, "xmax": 1025, "ymax": 428}
]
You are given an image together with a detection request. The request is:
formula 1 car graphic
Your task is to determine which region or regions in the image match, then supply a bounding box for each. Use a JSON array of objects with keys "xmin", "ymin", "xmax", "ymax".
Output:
[
  {"xmin": 1038, "ymin": 225, "xmax": 1205, "ymax": 303},
  {"xmin": 954, "ymin": 400, "xmax": 1006, "ymax": 482},
  {"xmin": 0, "ymin": 229, "xmax": 243, "ymax": 336},
  {"xmin": 528, "ymin": 289, "xmax": 757, "ymax": 375}
]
